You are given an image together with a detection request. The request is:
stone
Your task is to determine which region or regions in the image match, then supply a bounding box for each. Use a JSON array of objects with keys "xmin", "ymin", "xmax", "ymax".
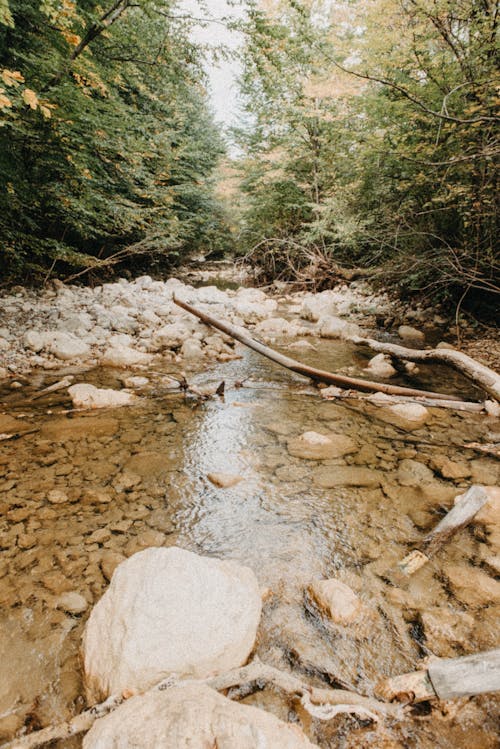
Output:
[
  {"xmin": 470, "ymin": 459, "xmax": 499, "ymax": 486},
  {"xmin": 377, "ymin": 403, "xmax": 430, "ymax": 431},
  {"xmin": 23, "ymin": 329, "xmax": 46, "ymax": 352},
  {"xmin": 445, "ymin": 563, "xmax": 500, "ymax": 607},
  {"xmin": 312, "ymin": 466, "xmax": 380, "ymax": 488},
  {"xmin": 234, "ymin": 299, "xmax": 278, "ymax": 324},
  {"xmin": 398, "ymin": 325, "xmax": 425, "ymax": 343},
  {"xmin": 124, "ymin": 451, "xmax": 175, "ymax": 477},
  {"xmin": 430, "ymin": 455, "xmax": 471, "ymax": 479},
  {"xmin": 287, "ymin": 431, "xmax": 357, "ymax": 461},
  {"xmin": 308, "ymin": 579, "xmax": 363, "ymax": 624},
  {"xmin": 484, "ymin": 400, "xmax": 500, "ymax": 418},
  {"xmin": 121, "ymin": 375, "xmax": 149, "ymax": 388},
  {"xmin": 318, "ymin": 315, "xmax": 360, "ymax": 340},
  {"xmin": 83, "ymin": 684, "xmax": 315, "ymax": 749},
  {"xmin": 421, "ymin": 608, "xmax": 474, "ymax": 657},
  {"xmin": 125, "ymin": 530, "xmax": 167, "ymax": 556},
  {"xmin": 55, "ymin": 591, "xmax": 88, "ymax": 615},
  {"xmin": 81, "ymin": 488, "xmax": 114, "ymax": 505},
  {"xmin": 82, "ymin": 547, "xmax": 262, "ymax": 700},
  {"xmin": 100, "ymin": 345, "xmax": 153, "ymax": 368},
  {"xmin": 473, "ymin": 485, "xmax": 500, "ymax": 527},
  {"xmin": 154, "ymin": 322, "xmax": 191, "ymax": 349},
  {"xmin": 397, "ymin": 459, "xmax": 435, "ymax": 486},
  {"xmin": 68, "ymin": 383, "xmax": 136, "ymax": 409},
  {"xmin": 254, "ymin": 317, "xmax": 298, "ymax": 337},
  {"xmin": 180, "ymin": 338, "xmax": 204, "ymax": 359},
  {"xmin": 47, "ymin": 488, "xmax": 69, "ymax": 504},
  {"xmin": 366, "ymin": 353, "xmax": 397, "ymax": 378},
  {"xmin": 100, "ymin": 550, "xmax": 126, "ymax": 582},
  {"xmin": 207, "ymin": 472, "xmax": 244, "ymax": 488},
  {"xmin": 49, "ymin": 332, "xmax": 91, "ymax": 361}
]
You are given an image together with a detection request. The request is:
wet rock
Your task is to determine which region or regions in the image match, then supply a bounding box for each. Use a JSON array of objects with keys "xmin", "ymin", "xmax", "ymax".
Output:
[
  {"xmin": 397, "ymin": 325, "xmax": 425, "ymax": 344},
  {"xmin": 83, "ymin": 684, "xmax": 315, "ymax": 749},
  {"xmin": 397, "ymin": 459, "xmax": 434, "ymax": 486},
  {"xmin": 81, "ymin": 488, "xmax": 114, "ymax": 505},
  {"xmin": 100, "ymin": 344, "xmax": 153, "ymax": 368},
  {"xmin": 0, "ymin": 414, "xmax": 27, "ymax": 433},
  {"xmin": 100, "ymin": 550, "xmax": 126, "ymax": 582},
  {"xmin": 207, "ymin": 472, "xmax": 244, "ymax": 488},
  {"xmin": 366, "ymin": 353, "xmax": 397, "ymax": 378},
  {"xmin": 41, "ymin": 415, "xmax": 119, "ymax": 440},
  {"xmin": 49, "ymin": 332, "xmax": 91, "ymax": 361},
  {"xmin": 313, "ymin": 466, "xmax": 380, "ymax": 488},
  {"xmin": 124, "ymin": 451, "xmax": 176, "ymax": 478},
  {"xmin": 68, "ymin": 383, "xmax": 136, "ymax": 409},
  {"xmin": 377, "ymin": 402, "xmax": 430, "ymax": 431},
  {"xmin": 112, "ymin": 471, "xmax": 141, "ymax": 492},
  {"xmin": 55, "ymin": 591, "xmax": 89, "ymax": 615},
  {"xmin": 318, "ymin": 315, "xmax": 360, "ymax": 340},
  {"xmin": 180, "ymin": 337, "xmax": 204, "ymax": 359},
  {"xmin": 307, "ymin": 579, "xmax": 363, "ymax": 624},
  {"xmin": 469, "ymin": 459, "xmax": 499, "ymax": 486},
  {"xmin": 287, "ymin": 431, "xmax": 357, "ymax": 461},
  {"xmin": 121, "ymin": 375, "xmax": 149, "ymax": 388},
  {"xmin": 445, "ymin": 563, "xmax": 500, "ymax": 607},
  {"xmin": 83, "ymin": 547, "xmax": 262, "ymax": 700},
  {"xmin": 124, "ymin": 530, "xmax": 167, "ymax": 556},
  {"xmin": 47, "ymin": 488, "xmax": 69, "ymax": 504},
  {"xmin": 420, "ymin": 608, "xmax": 474, "ymax": 657},
  {"xmin": 42, "ymin": 571, "xmax": 74, "ymax": 594},
  {"xmin": 430, "ymin": 455, "xmax": 471, "ymax": 479},
  {"xmin": 474, "ymin": 485, "xmax": 500, "ymax": 526}
]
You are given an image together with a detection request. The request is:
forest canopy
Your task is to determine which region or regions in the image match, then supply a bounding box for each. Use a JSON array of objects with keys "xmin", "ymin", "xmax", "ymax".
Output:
[{"xmin": 0, "ymin": 0, "xmax": 498, "ymax": 314}]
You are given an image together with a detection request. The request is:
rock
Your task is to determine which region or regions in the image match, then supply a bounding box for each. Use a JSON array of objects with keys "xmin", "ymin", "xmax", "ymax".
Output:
[
  {"xmin": 55, "ymin": 591, "xmax": 88, "ymax": 615},
  {"xmin": 47, "ymin": 488, "xmax": 69, "ymax": 504},
  {"xmin": 83, "ymin": 683, "xmax": 315, "ymax": 749},
  {"xmin": 124, "ymin": 530, "xmax": 167, "ymax": 556},
  {"xmin": 318, "ymin": 315, "xmax": 360, "ymax": 340},
  {"xmin": 312, "ymin": 466, "xmax": 380, "ymax": 488},
  {"xmin": 81, "ymin": 488, "xmax": 114, "ymax": 505},
  {"xmin": 421, "ymin": 608, "xmax": 474, "ymax": 657},
  {"xmin": 100, "ymin": 345, "xmax": 153, "ymax": 368},
  {"xmin": 121, "ymin": 375, "xmax": 149, "ymax": 388},
  {"xmin": 23, "ymin": 329, "xmax": 46, "ymax": 352},
  {"xmin": 287, "ymin": 431, "xmax": 357, "ymax": 461},
  {"xmin": 484, "ymin": 400, "xmax": 500, "ymax": 418},
  {"xmin": 154, "ymin": 322, "xmax": 191, "ymax": 349},
  {"xmin": 254, "ymin": 317, "xmax": 298, "ymax": 337},
  {"xmin": 470, "ymin": 459, "xmax": 499, "ymax": 486},
  {"xmin": 83, "ymin": 547, "xmax": 262, "ymax": 700},
  {"xmin": 445, "ymin": 563, "xmax": 500, "ymax": 607},
  {"xmin": 207, "ymin": 472, "xmax": 244, "ymax": 488},
  {"xmin": 307, "ymin": 579, "xmax": 363, "ymax": 624},
  {"xmin": 377, "ymin": 403, "xmax": 430, "ymax": 431},
  {"xmin": 397, "ymin": 459, "xmax": 435, "ymax": 486},
  {"xmin": 366, "ymin": 353, "xmax": 397, "ymax": 378},
  {"xmin": 430, "ymin": 455, "xmax": 471, "ymax": 479},
  {"xmin": 68, "ymin": 383, "xmax": 136, "ymax": 409},
  {"xmin": 49, "ymin": 332, "xmax": 91, "ymax": 360},
  {"xmin": 234, "ymin": 299, "xmax": 278, "ymax": 324},
  {"xmin": 397, "ymin": 325, "xmax": 425, "ymax": 344},
  {"xmin": 100, "ymin": 550, "xmax": 126, "ymax": 582},
  {"xmin": 473, "ymin": 486, "xmax": 500, "ymax": 527},
  {"xmin": 180, "ymin": 338, "xmax": 204, "ymax": 359}
]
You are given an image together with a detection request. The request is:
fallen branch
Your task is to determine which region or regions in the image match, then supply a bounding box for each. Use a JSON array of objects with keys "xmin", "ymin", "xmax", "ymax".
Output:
[
  {"xmin": 0, "ymin": 428, "xmax": 40, "ymax": 442},
  {"xmin": 173, "ymin": 296, "xmax": 462, "ymax": 401},
  {"xmin": 2, "ymin": 658, "xmax": 399, "ymax": 749},
  {"xmin": 321, "ymin": 386, "xmax": 484, "ymax": 412},
  {"xmin": 350, "ymin": 335, "xmax": 500, "ymax": 402},
  {"xmin": 386, "ymin": 486, "xmax": 489, "ymax": 582},
  {"xmin": 28, "ymin": 376, "xmax": 74, "ymax": 402},
  {"xmin": 377, "ymin": 649, "xmax": 500, "ymax": 703}
]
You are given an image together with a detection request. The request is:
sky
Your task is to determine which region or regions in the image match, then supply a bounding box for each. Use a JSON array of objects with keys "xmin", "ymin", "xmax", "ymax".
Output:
[{"xmin": 181, "ymin": 0, "xmax": 247, "ymax": 129}]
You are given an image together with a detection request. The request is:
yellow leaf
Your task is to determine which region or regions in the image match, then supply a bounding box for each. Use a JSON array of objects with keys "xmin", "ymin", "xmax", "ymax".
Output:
[
  {"xmin": 40, "ymin": 104, "xmax": 52, "ymax": 119},
  {"xmin": 62, "ymin": 30, "xmax": 81, "ymax": 46},
  {"xmin": 22, "ymin": 88, "xmax": 38, "ymax": 109},
  {"xmin": 1, "ymin": 69, "xmax": 24, "ymax": 87},
  {"xmin": 0, "ymin": 91, "xmax": 12, "ymax": 109}
]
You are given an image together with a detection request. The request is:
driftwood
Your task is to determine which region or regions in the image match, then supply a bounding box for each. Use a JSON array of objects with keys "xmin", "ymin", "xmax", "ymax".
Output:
[
  {"xmin": 3, "ymin": 658, "xmax": 400, "ymax": 749},
  {"xmin": 173, "ymin": 296, "xmax": 464, "ymax": 401},
  {"xmin": 350, "ymin": 335, "xmax": 500, "ymax": 402},
  {"xmin": 320, "ymin": 387, "xmax": 484, "ymax": 412},
  {"xmin": 377, "ymin": 649, "xmax": 500, "ymax": 703},
  {"xmin": 387, "ymin": 486, "xmax": 490, "ymax": 581}
]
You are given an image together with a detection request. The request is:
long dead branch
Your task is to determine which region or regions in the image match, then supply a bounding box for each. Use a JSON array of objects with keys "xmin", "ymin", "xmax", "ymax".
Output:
[
  {"xmin": 173, "ymin": 296, "xmax": 462, "ymax": 401},
  {"xmin": 350, "ymin": 335, "xmax": 500, "ymax": 401},
  {"xmin": 3, "ymin": 658, "xmax": 400, "ymax": 749}
]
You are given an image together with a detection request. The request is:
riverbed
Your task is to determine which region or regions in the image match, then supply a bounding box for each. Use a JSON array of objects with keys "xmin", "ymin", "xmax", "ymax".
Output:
[{"xmin": 0, "ymin": 285, "xmax": 499, "ymax": 748}]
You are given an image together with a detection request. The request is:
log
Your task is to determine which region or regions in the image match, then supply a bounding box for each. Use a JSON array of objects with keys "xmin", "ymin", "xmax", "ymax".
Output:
[
  {"xmin": 320, "ymin": 387, "xmax": 484, "ymax": 412},
  {"xmin": 3, "ymin": 658, "xmax": 400, "ymax": 749},
  {"xmin": 378, "ymin": 649, "xmax": 500, "ymax": 703},
  {"xmin": 172, "ymin": 296, "xmax": 464, "ymax": 401},
  {"xmin": 390, "ymin": 486, "xmax": 490, "ymax": 579},
  {"xmin": 350, "ymin": 335, "xmax": 500, "ymax": 402}
]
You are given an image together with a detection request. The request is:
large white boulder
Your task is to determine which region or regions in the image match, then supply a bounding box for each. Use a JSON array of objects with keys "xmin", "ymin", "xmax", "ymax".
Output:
[
  {"xmin": 82, "ymin": 547, "xmax": 262, "ymax": 701},
  {"xmin": 68, "ymin": 383, "xmax": 136, "ymax": 409},
  {"xmin": 83, "ymin": 684, "xmax": 316, "ymax": 749},
  {"xmin": 235, "ymin": 299, "xmax": 278, "ymax": 324}
]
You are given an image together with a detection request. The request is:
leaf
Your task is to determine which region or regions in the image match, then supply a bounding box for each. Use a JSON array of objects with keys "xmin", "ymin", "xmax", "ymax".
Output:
[
  {"xmin": 0, "ymin": 90, "xmax": 12, "ymax": 108},
  {"xmin": 40, "ymin": 104, "xmax": 52, "ymax": 119},
  {"xmin": 22, "ymin": 88, "xmax": 38, "ymax": 109},
  {"xmin": 1, "ymin": 69, "xmax": 24, "ymax": 87}
]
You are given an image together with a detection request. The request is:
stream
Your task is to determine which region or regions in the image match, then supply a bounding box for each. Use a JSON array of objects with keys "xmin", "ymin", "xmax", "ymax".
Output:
[{"xmin": 0, "ymin": 298, "xmax": 499, "ymax": 748}]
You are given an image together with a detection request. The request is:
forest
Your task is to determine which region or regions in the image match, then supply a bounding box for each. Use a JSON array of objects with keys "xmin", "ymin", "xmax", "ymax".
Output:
[{"xmin": 0, "ymin": 0, "xmax": 498, "ymax": 314}]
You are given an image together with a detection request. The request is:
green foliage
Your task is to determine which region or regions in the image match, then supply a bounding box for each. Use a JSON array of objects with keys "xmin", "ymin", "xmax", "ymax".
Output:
[
  {"xmin": 236, "ymin": 0, "xmax": 499, "ymax": 309},
  {"xmin": 0, "ymin": 0, "xmax": 231, "ymax": 283}
]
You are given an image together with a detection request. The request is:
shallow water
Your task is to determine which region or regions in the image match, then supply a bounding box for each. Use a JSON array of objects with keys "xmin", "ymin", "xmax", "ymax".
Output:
[{"xmin": 0, "ymin": 337, "xmax": 499, "ymax": 747}]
